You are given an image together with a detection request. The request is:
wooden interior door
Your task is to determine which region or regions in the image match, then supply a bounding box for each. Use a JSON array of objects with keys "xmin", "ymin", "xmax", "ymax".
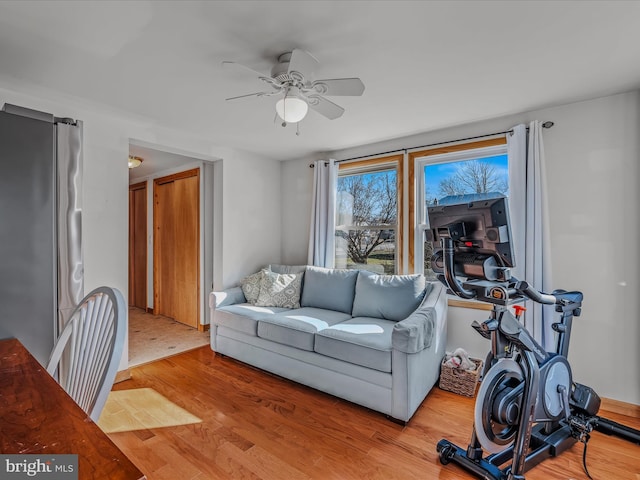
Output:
[
  {"xmin": 153, "ymin": 168, "xmax": 200, "ymax": 328},
  {"xmin": 128, "ymin": 181, "xmax": 147, "ymax": 309}
]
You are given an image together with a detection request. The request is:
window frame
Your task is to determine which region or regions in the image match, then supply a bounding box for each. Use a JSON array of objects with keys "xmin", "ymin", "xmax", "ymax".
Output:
[
  {"xmin": 336, "ymin": 154, "xmax": 404, "ymax": 274},
  {"xmin": 408, "ymin": 137, "xmax": 508, "ymax": 277}
]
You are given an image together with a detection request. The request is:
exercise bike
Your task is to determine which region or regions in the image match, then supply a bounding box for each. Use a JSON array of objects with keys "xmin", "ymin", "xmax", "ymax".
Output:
[{"xmin": 425, "ymin": 196, "xmax": 639, "ymax": 480}]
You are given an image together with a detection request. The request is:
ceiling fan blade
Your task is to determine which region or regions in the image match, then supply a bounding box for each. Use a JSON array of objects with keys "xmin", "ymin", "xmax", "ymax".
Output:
[
  {"xmin": 307, "ymin": 95, "xmax": 345, "ymax": 120},
  {"xmin": 288, "ymin": 49, "xmax": 319, "ymax": 82},
  {"xmin": 225, "ymin": 91, "xmax": 270, "ymax": 101},
  {"xmin": 223, "ymin": 61, "xmax": 282, "ymax": 91},
  {"xmin": 221, "ymin": 60, "xmax": 267, "ymax": 78},
  {"xmin": 308, "ymin": 78, "xmax": 365, "ymax": 96}
]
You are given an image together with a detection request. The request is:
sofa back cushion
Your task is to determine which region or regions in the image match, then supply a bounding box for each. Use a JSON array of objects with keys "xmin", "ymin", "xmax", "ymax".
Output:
[
  {"xmin": 352, "ymin": 272, "xmax": 428, "ymax": 321},
  {"xmin": 300, "ymin": 266, "xmax": 358, "ymax": 314},
  {"xmin": 269, "ymin": 264, "xmax": 307, "ymax": 274}
]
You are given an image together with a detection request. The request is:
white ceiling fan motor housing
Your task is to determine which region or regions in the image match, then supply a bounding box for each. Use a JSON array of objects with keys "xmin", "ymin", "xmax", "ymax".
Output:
[{"xmin": 271, "ymin": 52, "xmax": 294, "ymax": 83}]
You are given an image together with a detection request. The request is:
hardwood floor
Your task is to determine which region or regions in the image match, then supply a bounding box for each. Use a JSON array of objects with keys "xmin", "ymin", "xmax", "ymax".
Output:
[{"xmin": 107, "ymin": 347, "xmax": 640, "ymax": 480}]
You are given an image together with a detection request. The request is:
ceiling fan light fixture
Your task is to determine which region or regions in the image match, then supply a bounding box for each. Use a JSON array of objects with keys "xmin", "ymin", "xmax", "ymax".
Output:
[
  {"xmin": 128, "ymin": 155, "xmax": 143, "ymax": 169},
  {"xmin": 275, "ymin": 88, "xmax": 308, "ymax": 123}
]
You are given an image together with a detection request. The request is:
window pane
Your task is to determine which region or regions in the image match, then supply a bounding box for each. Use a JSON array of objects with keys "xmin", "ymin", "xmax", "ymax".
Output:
[
  {"xmin": 424, "ymin": 154, "xmax": 508, "ymax": 209},
  {"xmin": 335, "ymin": 228, "xmax": 396, "ymax": 274},
  {"xmin": 422, "ymin": 154, "xmax": 508, "ymax": 274},
  {"xmin": 423, "ymin": 239, "xmax": 437, "ymax": 281},
  {"xmin": 336, "ymin": 168, "xmax": 397, "ymax": 273}
]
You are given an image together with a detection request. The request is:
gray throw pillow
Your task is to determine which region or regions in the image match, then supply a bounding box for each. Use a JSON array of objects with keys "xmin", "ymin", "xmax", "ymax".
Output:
[
  {"xmin": 352, "ymin": 272, "xmax": 427, "ymax": 321},
  {"xmin": 255, "ymin": 270, "xmax": 303, "ymax": 309},
  {"xmin": 300, "ymin": 266, "xmax": 359, "ymax": 314},
  {"xmin": 240, "ymin": 270, "xmax": 265, "ymax": 304}
]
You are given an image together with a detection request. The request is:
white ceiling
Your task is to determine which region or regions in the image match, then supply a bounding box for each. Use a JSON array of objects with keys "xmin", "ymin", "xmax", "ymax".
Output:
[{"xmin": 1, "ymin": 1, "xmax": 640, "ymax": 163}]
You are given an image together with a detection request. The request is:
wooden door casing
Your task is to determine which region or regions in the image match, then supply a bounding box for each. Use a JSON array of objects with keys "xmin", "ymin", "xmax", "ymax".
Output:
[
  {"xmin": 153, "ymin": 168, "xmax": 200, "ymax": 328},
  {"xmin": 128, "ymin": 181, "xmax": 147, "ymax": 309}
]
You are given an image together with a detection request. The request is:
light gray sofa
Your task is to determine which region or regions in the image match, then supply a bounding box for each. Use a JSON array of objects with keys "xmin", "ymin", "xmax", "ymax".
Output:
[{"xmin": 209, "ymin": 264, "xmax": 448, "ymax": 423}]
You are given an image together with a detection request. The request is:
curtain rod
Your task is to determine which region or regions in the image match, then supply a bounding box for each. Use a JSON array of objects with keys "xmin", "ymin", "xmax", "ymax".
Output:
[{"xmin": 309, "ymin": 121, "xmax": 554, "ymax": 167}]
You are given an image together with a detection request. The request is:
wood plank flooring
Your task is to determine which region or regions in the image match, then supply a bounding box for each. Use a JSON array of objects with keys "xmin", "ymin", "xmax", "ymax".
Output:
[{"xmin": 107, "ymin": 347, "xmax": 640, "ymax": 480}]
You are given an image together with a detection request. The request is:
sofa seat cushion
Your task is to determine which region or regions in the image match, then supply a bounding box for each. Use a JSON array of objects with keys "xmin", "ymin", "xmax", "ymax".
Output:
[
  {"xmin": 215, "ymin": 304, "xmax": 288, "ymax": 336},
  {"xmin": 257, "ymin": 307, "xmax": 351, "ymax": 351},
  {"xmin": 314, "ymin": 317, "xmax": 396, "ymax": 373}
]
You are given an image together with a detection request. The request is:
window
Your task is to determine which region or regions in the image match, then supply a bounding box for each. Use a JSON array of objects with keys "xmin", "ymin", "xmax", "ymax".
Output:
[
  {"xmin": 409, "ymin": 138, "xmax": 508, "ymax": 279},
  {"xmin": 335, "ymin": 155, "xmax": 403, "ymax": 274}
]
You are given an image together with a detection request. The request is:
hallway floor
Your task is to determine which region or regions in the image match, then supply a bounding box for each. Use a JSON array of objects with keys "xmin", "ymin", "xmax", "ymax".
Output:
[{"xmin": 128, "ymin": 307, "xmax": 210, "ymax": 367}]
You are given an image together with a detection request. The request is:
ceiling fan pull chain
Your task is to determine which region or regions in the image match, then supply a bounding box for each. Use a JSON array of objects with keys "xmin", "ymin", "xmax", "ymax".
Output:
[{"xmin": 283, "ymin": 92, "xmax": 287, "ymax": 123}]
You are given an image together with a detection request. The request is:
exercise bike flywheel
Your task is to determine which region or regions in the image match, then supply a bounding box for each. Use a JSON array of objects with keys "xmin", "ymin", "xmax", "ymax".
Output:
[{"xmin": 474, "ymin": 358, "xmax": 524, "ymax": 454}]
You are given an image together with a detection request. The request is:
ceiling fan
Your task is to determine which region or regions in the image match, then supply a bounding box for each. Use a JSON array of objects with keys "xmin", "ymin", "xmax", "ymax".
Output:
[{"xmin": 223, "ymin": 49, "xmax": 365, "ymax": 127}]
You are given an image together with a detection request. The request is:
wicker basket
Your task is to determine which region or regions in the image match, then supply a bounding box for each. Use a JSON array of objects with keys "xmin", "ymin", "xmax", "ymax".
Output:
[{"xmin": 439, "ymin": 357, "xmax": 483, "ymax": 397}]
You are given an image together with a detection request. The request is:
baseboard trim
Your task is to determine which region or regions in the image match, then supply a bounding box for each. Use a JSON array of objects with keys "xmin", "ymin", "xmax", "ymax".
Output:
[
  {"xmin": 114, "ymin": 369, "xmax": 132, "ymax": 384},
  {"xmin": 600, "ymin": 397, "xmax": 640, "ymax": 418}
]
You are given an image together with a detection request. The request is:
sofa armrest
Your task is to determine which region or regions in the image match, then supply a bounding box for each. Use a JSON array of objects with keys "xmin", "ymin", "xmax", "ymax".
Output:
[
  {"xmin": 209, "ymin": 287, "xmax": 246, "ymax": 310},
  {"xmin": 392, "ymin": 308, "xmax": 435, "ymax": 354},
  {"xmin": 392, "ymin": 282, "xmax": 445, "ymax": 354}
]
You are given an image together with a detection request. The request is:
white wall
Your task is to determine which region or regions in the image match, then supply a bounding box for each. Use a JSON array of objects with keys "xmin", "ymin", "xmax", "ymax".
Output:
[
  {"xmin": 281, "ymin": 91, "xmax": 640, "ymax": 406},
  {"xmin": 0, "ymin": 85, "xmax": 281, "ymax": 369},
  {"xmin": 220, "ymin": 149, "xmax": 282, "ymax": 287},
  {"xmin": 538, "ymin": 92, "xmax": 639, "ymax": 406},
  {"xmin": 280, "ymin": 158, "xmax": 315, "ymax": 265}
]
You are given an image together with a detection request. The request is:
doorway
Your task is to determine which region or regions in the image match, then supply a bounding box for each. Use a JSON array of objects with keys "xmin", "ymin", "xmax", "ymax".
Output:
[
  {"xmin": 153, "ymin": 168, "xmax": 200, "ymax": 329},
  {"xmin": 127, "ymin": 145, "xmax": 217, "ymax": 367}
]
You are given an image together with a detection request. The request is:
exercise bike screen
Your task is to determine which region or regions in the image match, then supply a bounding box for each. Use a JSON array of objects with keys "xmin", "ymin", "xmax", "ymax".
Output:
[{"xmin": 426, "ymin": 194, "xmax": 515, "ymax": 270}]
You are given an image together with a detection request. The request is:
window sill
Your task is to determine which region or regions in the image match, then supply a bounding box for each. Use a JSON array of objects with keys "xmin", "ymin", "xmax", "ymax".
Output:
[{"xmin": 447, "ymin": 298, "xmax": 493, "ymax": 311}]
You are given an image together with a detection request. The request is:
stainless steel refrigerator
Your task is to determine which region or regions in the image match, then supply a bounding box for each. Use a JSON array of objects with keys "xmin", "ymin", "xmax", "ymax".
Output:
[{"xmin": 0, "ymin": 103, "xmax": 83, "ymax": 366}]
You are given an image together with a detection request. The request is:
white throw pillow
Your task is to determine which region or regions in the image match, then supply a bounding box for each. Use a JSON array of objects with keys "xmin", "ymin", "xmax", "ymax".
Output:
[
  {"xmin": 255, "ymin": 270, "xmax": 303, "ymax": 309},
  {"xmin": 240, "ymin": 270, "xmax": 266, "ymax": 304}
]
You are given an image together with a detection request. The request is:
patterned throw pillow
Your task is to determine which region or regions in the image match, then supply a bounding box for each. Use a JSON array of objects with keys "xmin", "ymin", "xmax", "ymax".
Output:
[
  {"xmin": 255, "ymin": 270, "xmax": 303, "ymax": 308},
  {"xmin": 241, "ymin": 270, "xmax": 266, "ymax": 304}
]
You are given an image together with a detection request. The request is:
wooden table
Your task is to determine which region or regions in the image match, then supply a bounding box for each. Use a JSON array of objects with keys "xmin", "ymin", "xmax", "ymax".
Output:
[{"xmin": 0, "ymin": 338, "xmax": 146, "ymax": 480}]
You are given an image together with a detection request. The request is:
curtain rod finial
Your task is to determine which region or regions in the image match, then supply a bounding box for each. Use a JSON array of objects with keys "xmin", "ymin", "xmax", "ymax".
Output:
[{"xmin": 542, "ymin": 121, "xmax": 554, "ymax": 129}]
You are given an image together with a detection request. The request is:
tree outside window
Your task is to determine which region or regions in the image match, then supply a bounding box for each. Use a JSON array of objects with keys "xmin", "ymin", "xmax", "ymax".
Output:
[{"xmin": 335, "ymin": 168, "xmax": 397, "ymax": 274}]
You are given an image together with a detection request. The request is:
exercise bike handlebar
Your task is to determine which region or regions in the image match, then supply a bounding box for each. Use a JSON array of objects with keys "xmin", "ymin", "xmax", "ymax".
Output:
[{"xmin": 515, "ymin": 280, "xmax": 557, "ymax": 305}]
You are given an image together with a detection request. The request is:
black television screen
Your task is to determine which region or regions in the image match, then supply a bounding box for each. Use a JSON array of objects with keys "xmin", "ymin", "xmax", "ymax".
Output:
[{"xmin": 426, "ymin": 194, "xmax": 515, "ymax": 281}]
